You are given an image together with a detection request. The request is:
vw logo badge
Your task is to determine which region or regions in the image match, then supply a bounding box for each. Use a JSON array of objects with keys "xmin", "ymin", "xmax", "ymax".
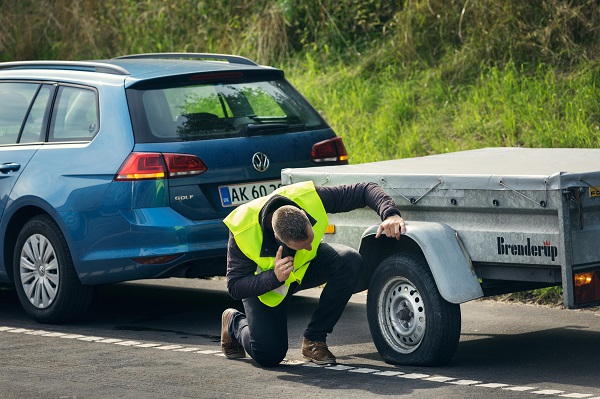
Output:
[{"xmin": 252, "ymin": 152, "xmax": 270, "ymax": 172}]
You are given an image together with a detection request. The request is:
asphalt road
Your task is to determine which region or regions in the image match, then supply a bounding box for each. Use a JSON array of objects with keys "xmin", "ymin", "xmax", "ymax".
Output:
[{"xmin": 1, "ymin": 278, "xmax": 600, "ymax": 399}]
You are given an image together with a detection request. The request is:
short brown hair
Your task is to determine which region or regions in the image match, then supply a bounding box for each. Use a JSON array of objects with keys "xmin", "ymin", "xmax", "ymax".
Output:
[{"xmin": 272, "ymin": 205, "xmax": 310, "ymax": 243}]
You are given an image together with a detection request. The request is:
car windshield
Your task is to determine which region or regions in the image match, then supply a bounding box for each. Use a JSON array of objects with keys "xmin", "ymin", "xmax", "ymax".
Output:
[{"xmin": 127, "ymin": 77, "xmax": 327, "ymax": 142}]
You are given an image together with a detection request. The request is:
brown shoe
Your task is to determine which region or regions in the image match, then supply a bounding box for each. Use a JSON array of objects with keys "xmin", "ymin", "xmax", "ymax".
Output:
[
  {"xmin": 302, "ymin": 337, "xmax": 336, "ymax": 365},
  {"xmin": 221, "ymin": 309, "xmax": 246, "ymax": 359}
]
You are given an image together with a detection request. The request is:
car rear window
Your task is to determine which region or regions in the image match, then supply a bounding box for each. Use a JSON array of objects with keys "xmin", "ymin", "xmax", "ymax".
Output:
[{"xmin": 127, "ymin": 76, "xmax": 328, "ymax": 143}]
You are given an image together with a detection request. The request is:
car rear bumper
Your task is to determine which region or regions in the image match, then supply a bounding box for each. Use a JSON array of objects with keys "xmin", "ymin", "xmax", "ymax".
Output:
[{"xmin": 65, "ymin": 207, "xmax": 231, "ymax": 285}]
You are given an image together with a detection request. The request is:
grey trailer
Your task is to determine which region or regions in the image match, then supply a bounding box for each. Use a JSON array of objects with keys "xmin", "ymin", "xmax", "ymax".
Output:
[{"xmin": 282, "ymin": 147, "xmax": 600, "ymax": 366}]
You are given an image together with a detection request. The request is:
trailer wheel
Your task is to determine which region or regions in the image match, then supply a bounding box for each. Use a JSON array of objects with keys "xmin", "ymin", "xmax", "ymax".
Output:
[
  {"xmin": 367, "ymin": 252, "xmax": 461, "ymax": 366},
  {"xmin": 13, "ymin": 215, "xmax": 93, "ymax": 323}
]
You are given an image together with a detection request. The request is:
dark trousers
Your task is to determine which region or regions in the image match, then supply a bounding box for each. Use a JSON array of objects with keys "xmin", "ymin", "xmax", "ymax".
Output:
[{"xmin": 229, "ymin": 243, "xmax": 363, "ymax": 367}]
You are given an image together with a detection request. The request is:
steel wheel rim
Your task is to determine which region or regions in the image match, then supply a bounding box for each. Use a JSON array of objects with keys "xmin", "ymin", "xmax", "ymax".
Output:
[
  {"xmin": 19, "ymin": 234, "xmax": 60, "ymax": 309},
  {"xmin": 378, "ymin": 276, "xmax": 426, "ymax": 354}
]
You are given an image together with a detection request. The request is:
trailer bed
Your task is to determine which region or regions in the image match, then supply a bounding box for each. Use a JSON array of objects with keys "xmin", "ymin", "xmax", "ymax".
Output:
[
  {"xmin": 283, "ymin": 147, "xmax": 600, "ymax": 308},
  {"xmin": 285, "ymin": 147, "xmax": 600, "ymax": 189}
]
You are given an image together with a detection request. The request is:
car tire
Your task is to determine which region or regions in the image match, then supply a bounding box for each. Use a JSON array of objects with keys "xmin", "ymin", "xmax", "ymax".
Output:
[
  {"xmin": 13, "ymin": 215, "xmax": 93, "ymax": 323},
  {"xmin": 366, "ymin": 252, "xmax": 461, "ymax": 366}
]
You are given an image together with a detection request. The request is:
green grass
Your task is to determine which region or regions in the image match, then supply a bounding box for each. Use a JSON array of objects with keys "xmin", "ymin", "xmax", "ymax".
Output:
[
  {"xmin": 491, "ymin": 287, "xmax": 564, "ymax": 307},
  {"xmin": 287, "ymin": 60, "xmax": 600, "ymax": 163}
]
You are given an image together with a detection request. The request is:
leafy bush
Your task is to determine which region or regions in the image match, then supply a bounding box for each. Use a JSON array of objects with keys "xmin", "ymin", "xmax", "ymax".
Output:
[{"xmin": 2, "ymin": 1, "xmax": 597, "ymax": 69}]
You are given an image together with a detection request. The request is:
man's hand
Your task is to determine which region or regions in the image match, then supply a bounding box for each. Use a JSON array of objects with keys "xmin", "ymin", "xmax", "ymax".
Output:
[
  {"xmin": 375, "ymin": 214, "xmax": 406, "ymax": 240},
  {"xmin": 274, "ymin": 246, "xmax": 294, "ymax": 282}
]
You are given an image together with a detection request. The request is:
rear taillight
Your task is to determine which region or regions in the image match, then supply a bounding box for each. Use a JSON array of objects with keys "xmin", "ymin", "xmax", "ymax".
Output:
[
  {"xmin": 114, "ymin": 152, "xmax": 207, "ymax": 181},
  {"xmin": 114, "ymin": 153, "xmax": 166, "ymax": 181},
  {"xmin": 574, "ymin": 270, "xmax": 600, "ymax": 306},
  {"xmin": 311, "ymin": 137, "xmax": 349, "ymax": 164},
  {"xmin": 163, "ymin": 153, "xmax": 207, "ymax": 177}
]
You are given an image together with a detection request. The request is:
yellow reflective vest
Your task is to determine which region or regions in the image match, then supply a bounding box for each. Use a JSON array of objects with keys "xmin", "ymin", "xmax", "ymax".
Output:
[{"xmin": 223, "ymin": 181, "xmax": 328, "ymax": 306}]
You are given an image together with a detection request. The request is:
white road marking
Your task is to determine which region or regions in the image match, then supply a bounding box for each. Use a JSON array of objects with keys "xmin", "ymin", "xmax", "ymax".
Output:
[
  {"xmin": 280, "ymin": 359, "xmax": 304, "ymax": 366},
  {"xmin": 302, "ymin": 362, "xmax": 325, "ymax": 368},
  {"xmin": 155, "ymin": 344, "xmax": 184, "ymax": 350},
  {"xmin": 24, "ymin": 330, "xmax": 53, "ymax": 336},
  {"xmin": 373, "ymin": 371, "xmax": 405, "ymax": 377},
  {"xmin": 399, "ymin": 373, "xmax": 431, "ymax": 379},
  {"xmin": 449, "ymin": 380, "xmax": 482, "ymax": 386},
  {"xmin": 8, "ymin": 328, "xmax": 32, "ymax": 333},
  {"xmin": 174, "ymin": 347, "xmax": 202, "ymax": 352},
  {"xmin": 327, "ymin": 365, "xmax": 354, "ymax": 371},
  {"xmin": 40, "ymin": 332, "xmax": 68, "ymax": 337},
  {"xmin": 425, "ymin": 376, "xmax": 456, "ymax": 383},
  {"xmin": 478, "ymin": 383, "xmax": 510, "ymax": 388},
  {"xmin": 348, "ymin": 367, "xmax": 379, "ymax": 374},
  {"xmin": 2, "ymin": 325, "xmax": 599, "ymax": 397},
  {"xmin": 59, "ymin": 334, "xmax": 87, "ymax": 339},
  {"xmin": 77, "ymin": 336, "xmax": 106, "ymax": 342},
  {"xmin": 196, "ymin": 349, "xmax": 221, "ymax": 355},
  {"xmin": 96, "ymin": 338, "xmax": 124, "ymax": 343},
  {"xmin": 115, "ymin": 340, "xmax": 142, "ymax": 346}
]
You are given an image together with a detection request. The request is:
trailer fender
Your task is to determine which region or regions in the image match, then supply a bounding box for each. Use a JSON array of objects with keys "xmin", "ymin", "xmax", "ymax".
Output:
[{"xmin": 361, "ymin": 221, "xmax": 483, "ymax": 304}]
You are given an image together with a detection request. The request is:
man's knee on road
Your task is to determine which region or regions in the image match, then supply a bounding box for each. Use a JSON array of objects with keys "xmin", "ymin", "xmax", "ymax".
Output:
[{"xmin": 251, "ymin": 346, "xmax": 287, "ymax": 367}]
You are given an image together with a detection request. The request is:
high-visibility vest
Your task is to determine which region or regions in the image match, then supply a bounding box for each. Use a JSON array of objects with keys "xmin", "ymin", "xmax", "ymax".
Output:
[{"xmin": 223, "ymin": 181, "xmax": 328, "ymax": 306}]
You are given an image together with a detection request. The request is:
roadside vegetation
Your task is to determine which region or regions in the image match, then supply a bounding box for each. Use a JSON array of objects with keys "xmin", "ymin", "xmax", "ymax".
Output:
[{"xmin": 1, "ymin": 0, "xmax": 599, "ymax": 304}]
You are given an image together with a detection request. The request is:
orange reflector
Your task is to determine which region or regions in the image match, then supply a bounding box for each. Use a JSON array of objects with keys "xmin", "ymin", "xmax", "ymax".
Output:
[
  {"xmin": 574, "ymin": 272, "xmax": 594, "ymax": 287},
  {"xmin": 574, "ymin": 270, "xmax": 600, "ymax": 306},
  {"xmin": 324, "ymin": 225, "xmax": 335, "ymax": 234}
]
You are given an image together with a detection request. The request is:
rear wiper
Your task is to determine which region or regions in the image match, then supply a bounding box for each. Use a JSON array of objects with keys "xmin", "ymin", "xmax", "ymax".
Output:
[{"xmin": 242, "ymin": 123, "xmax": 304, "ymax": 136}]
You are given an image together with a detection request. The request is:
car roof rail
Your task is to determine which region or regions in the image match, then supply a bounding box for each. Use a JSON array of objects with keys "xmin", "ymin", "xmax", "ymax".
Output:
[
  {"xmin": 0, "ymin": 61, "xmax": 130, "ymax": 75},
  {"xmin": 113, "ymin": 52, "xmax": 259, "ymax": 66}
]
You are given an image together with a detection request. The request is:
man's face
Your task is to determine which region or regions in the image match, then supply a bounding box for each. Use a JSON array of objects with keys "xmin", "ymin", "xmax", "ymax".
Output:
[{"xmin": 284, "ymin": 225, "xmax": 314, "ymax": 252}]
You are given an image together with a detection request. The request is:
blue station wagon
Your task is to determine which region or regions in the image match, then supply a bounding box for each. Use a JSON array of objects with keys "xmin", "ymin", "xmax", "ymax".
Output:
[{"xmin": 0, "ymin": 53, "xmax": 348, "ymax": 323}]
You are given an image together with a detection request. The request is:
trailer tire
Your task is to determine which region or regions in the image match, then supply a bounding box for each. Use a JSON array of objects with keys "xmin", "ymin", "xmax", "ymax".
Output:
[
  {"xmin": 13, "ymin": 215, "xmax": 93, "ymax": 323},
  {"xmin": 367, "ymin": 252, "xmax": 461, "ymax": 366}
]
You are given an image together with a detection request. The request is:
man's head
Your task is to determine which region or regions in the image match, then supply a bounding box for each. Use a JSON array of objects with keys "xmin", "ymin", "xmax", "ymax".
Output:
[{"xmin": 272, "ymin": 205, "xmax": 314, "ymax": 251}]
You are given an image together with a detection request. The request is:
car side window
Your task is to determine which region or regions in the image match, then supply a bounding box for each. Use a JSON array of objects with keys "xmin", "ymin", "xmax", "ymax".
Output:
[
  {"xmin": 0, "ymin": 82, "xmax": 39, "ymax": 145},
  {"xmin": 19, "ymin": 84, "xmax": 53, "ymax": 144},
  {"xmin": 49, "ymin": 85, "xmax": 99, "ymax": 142}
]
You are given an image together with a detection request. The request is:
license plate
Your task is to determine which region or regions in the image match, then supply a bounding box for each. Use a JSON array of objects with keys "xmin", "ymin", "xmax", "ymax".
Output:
[{"xmin": 219, "ymin": 180, "xmax": 282, "ymax": 207}]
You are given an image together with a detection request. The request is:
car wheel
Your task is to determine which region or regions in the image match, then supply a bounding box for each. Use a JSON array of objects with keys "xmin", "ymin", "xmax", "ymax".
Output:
[
  {"xmin": 367, "ymin": 252, "xmax": 461, "ymax": 366},
  {"xmin": 13, "ymin": 215, "xmax": 93, "ymax": 323}
]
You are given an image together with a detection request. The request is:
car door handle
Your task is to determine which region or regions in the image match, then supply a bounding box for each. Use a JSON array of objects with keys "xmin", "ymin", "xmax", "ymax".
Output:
[{"xmin": 0, "ymin": 162, "xmax": 20, "ymax": 174}]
